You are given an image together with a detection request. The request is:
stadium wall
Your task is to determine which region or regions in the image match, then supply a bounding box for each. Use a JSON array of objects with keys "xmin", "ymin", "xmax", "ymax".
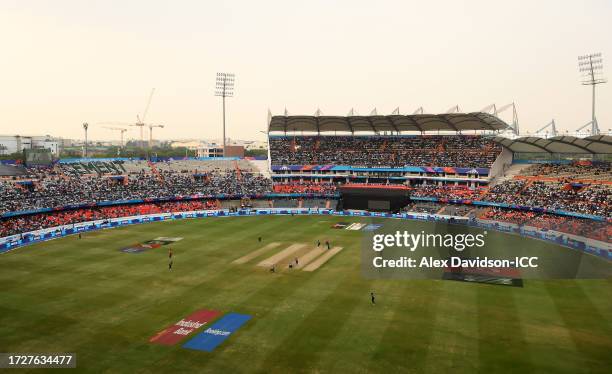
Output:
[
  {"xmin": 1, "ymin": 208, "xmax": 609, "ymax": 261},
  {"xmin": 489, "ymin": 148, "xmax": 513, "ymax": 178}
]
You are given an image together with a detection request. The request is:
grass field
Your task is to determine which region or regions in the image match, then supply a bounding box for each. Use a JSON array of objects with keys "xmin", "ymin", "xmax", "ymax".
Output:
[{"xmin": 1, "ymin": 215, "xmax": 611, "ymax": 373}]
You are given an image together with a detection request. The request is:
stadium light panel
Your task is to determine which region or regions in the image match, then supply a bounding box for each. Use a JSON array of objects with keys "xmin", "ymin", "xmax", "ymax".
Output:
[
  {"xmin": 577, "ymin": 53, "xmax": 606, "ymax": 135},
  {"xmin": 215, "ymin": 72, "xmax": 236, "ymax": 156}
]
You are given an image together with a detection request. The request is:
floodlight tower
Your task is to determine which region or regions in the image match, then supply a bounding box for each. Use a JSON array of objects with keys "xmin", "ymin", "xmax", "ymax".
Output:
[
  {"xmin": 82, "ymin": 122, "xmax": 89, "ymax": 158},
  {"xmin": 215, "ymin": 72, "xmax": 235, "ymax": 157},
  {"xmin": 578, "ymin": 53, "xmax": 606, "ymax": 135}
]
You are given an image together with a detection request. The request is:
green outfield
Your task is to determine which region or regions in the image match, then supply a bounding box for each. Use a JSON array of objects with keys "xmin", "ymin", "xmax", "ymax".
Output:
[{"xmin": 0, "ymin": 215, "xmax": 611, "ymax": 373}]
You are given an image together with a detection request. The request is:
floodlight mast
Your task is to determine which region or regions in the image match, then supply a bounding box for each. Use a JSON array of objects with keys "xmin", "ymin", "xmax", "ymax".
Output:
[
  {"xmin": 578, "ymin": 53, "xmax": 606, "ymax": 135},
  {"xmin": 215, "ymin": 73, "xmax": 235, "ymax": 157},
  {"xmin": 82, "ymin": 122, "xmax": 89, "ymax": 158}
]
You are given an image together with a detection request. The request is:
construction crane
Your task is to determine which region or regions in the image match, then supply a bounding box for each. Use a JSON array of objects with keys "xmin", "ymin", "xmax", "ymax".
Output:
[
  {"xmin": 130, "ymin": 88, "xmax": 156, "ymax": 149},
  {"xmin": 98, "ymin": 88, "xmax": 162, "ymax": 156},
  {"xmin": 109, "ymin": 88, "xmax": 161, "ymax": 150},
  {"xmin": 148, "ymin": 124, "xmax": 165, "ymax": 148},
  {"xmin": 130, "ymin": 115, "xmax": 146, "ymax": 149},
  {"xmin": 103, "ymin": 126, "xmax": 128, "ymax": 147}
]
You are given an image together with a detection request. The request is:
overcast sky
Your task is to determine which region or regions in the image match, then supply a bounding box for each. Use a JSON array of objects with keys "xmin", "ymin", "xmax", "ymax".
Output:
[{"xmin": 0, "ymin": 0, "xmax": 610, "ymax": 142}]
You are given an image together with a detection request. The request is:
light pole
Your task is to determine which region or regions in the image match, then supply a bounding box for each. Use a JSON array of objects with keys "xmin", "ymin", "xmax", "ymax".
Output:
[
  {"xmin": 578, "ymin": 53, "xmax": 606, "ymax": 135},
  {"xmin": 82, "ymin": 122, "xmax": 89, "ymax": 158},
  {"xmin": 215, "ymin": 72, "xmax": 235, "ymax": 157}
]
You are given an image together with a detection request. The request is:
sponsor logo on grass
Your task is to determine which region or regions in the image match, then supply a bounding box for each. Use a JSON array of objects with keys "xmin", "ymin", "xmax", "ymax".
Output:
[
  {"xmin": 442, "ymin": 261, "xmax": 524, "ymax": 287},
  {"xmin": 149, "ymin": 309, "xmax": 221, "ymax": 345},
  {"xmin": 120, "ymin": 237, "xmax": 183, "ymax": 253},
  {"xmin": 362, "ymin": 224, "xmax": 383, "ymax": 232},
  {"xmin": 332, "ymin": 222, "xmax": 349, "ymax": 229},
  {"xmin": 345, "ymin": 223, "xmax": 367, "ymax": 231},
  {"xmin": 183, "ymin": 313, "xmax": 251, "ymax": 352},
  {"xmin": 204, "ymin": 328, "xmax": 231, "ymax": 336}
]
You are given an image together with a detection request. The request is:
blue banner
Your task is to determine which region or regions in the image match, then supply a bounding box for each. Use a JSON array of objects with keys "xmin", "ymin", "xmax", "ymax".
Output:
[{"xmin": 182, "ymin": 313, "xmax": 251, "ymax": 352}]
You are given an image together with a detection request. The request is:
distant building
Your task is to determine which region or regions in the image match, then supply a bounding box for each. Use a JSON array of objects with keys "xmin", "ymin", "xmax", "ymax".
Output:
[
  {"xmin": 197, "ymin": 144, "xmax": 223, "ymax": 158},
  {"xmin": 223, "ymin": 145, "xmax": 245, "ymax": 158},
  {"xmin": 243, "ymin": 140, "xmax": 267, "ymax": 150},
  {"xmin": 196, "ymin": 144, "xmax": 244, "ymax": 158},
  {"xmin": 169, "ymin": 139, "xmax": 246, "ymax": 158},
  {"xmin": 59, "ymin": 138, "xmax": 76, "ymax": 147},
  {"xmin": 170, "ymin": 140, "xmax": 201, "ymax": 151},
  {"xmin": 0, "ymin": 135, "xmax": 59, "ymax": 155}
]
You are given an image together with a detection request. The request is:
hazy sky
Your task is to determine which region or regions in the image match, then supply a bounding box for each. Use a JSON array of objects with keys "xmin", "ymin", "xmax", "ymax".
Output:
[{"xmin": 0, "ymin": 0, "xmax": 610, "ymax": 142}]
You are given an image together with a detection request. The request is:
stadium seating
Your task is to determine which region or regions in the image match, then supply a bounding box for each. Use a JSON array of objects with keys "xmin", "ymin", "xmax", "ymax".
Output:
[
  {"xmin": 0, "ymin": 158, "xmax": 609, "ymax": 240},
  {"xmin": 480, "ymin": 208, "xmax": 610, "ymax": 242},
  {"xmin": 272, "ymin": 182, "xmax": 337, "ymax": 195},
  {"xmin": 269, "ymin": 135, "xmax": 502, "ymax": 168},
  {"xmin": 520, "ymin": 161, "xmax": 611, "ymax": 182},
  {"xmin": 0, "ymin": 200, "xmax": 220, "ymax": 238},
  {"xmin": 405, "ymin": 161, "xmax": 611, "ymax": 217},
  {"xmin": 0, "ymin": 161, "xmax": 272, "ymax": 214}
]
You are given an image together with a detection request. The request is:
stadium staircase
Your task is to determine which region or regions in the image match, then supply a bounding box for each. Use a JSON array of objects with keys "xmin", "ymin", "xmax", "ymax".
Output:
[
  {"xmin": 234, "ymin": 160, "xmax": 242, "ymax": 181},
  {"xmin": 437, "ymin": 139, "xmax": 446, "ymax": 152},
  {"xmin": 13, "ymin": 181, "xmax": 30, "ymax": 193},
  {"xmin": 148, "ymin": 161, "xmax": 164, "ymax": 183},
  {"xmin": 249, "ymin": 160, "xmax": 271, "ymax": 178},
  {"xmin": 489, "ymin": 164, "xmax": 532, "ymax": 187},
  {"xmin": 465, "ymin": 207, "xmax": 478, "ymax": 218}
]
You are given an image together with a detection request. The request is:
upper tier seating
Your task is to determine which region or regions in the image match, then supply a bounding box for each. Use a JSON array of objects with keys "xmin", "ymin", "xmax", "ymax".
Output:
[{"xmin": 269, "ymin": 135, "xmax": 502, "ymax": 168}]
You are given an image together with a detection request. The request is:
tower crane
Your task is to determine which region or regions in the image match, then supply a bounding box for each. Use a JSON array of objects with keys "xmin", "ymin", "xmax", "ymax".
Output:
[
  {"xmin": 131, "ymin": 88, "xmax": 156, "ymax": 149},
  {"xmin": 103, "ymin": 126, "xmax": 128, "ymax": 147},
  {"xmin": 148, "ymin": 124, "xmax": 165, "ymax": 148},
  {"xmin": 130, "ymin": 115, "xmax": 146, "ymax": 149},
  {"xmin": 97, "ymin": 88, "xmax": 163, "ymax": 156}
]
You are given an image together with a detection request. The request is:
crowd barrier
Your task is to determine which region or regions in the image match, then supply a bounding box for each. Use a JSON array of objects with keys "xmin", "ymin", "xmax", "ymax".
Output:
[{"xmin": 1, "ymin": 208, "xmax": 609, "ymax": 260}]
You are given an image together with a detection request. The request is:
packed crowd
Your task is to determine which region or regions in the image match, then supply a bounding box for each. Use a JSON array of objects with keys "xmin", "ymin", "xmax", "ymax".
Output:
[
  {"xmin": 0, "ymin": 200, "xmax": 220, "ymax": 238},
  {"xmin": 409, "ymin": 184, "xmax": 488, "ymax": 200},
  {"xmin": 0, "ymin": 169, "xmax": 272, "ymax": 214},
  {"xmin": 1, "ymin": 158, "xmax": 610, "ymax": 240},
  {"xmin": 522, "ymin": 161, "xmax": 611, "ymax": 181},
  {"xmin": 402, "ymin": 202, "xmax": 443, "ymax": 214},
  {"xmin": 407, "ymin": 180, "xmax": 611, "ymax": 217},
  {"xmin": 272, "ymin": 182, "xmax": 337, "ymax": 195},
  {"xmin": 269, "ymin": 135, "xmax": 502, "ymax": 168},
  {"xmin": 486, "ymin": 180, "xmax": 610, "ymax": 217},
  {"xmin": 480, "ymin": 208, "xmax": 610, "ymax": 242}
]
